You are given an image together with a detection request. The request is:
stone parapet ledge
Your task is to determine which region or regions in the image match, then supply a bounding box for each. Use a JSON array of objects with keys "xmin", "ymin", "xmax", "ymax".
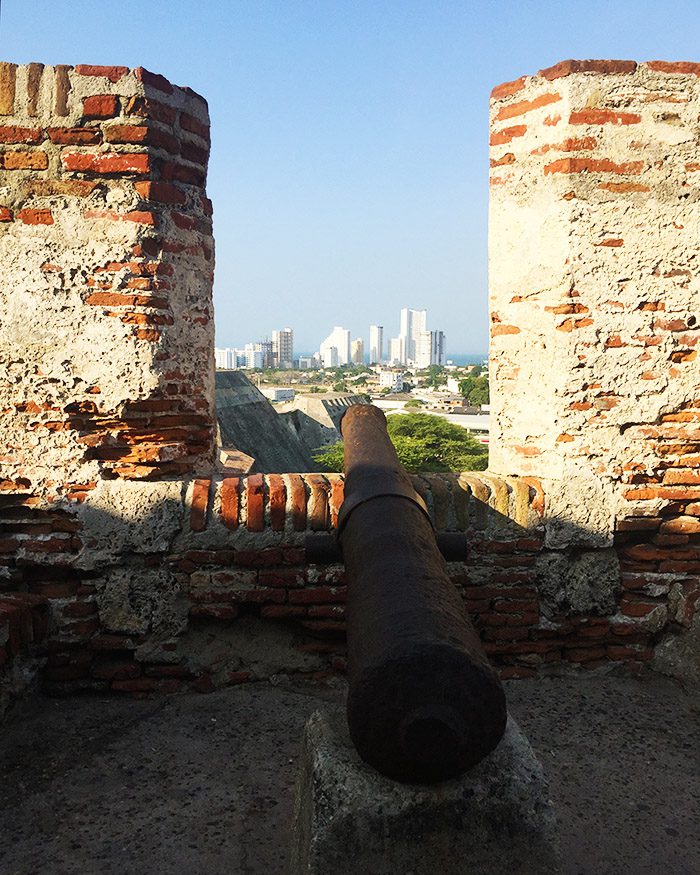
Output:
[
  {"xmin": 181, "ymin": 471, "xmax": 545, "ymax": 539},
  {"xmin": 3, "ymin": 469, "xmax": 694, "ymax": 690}
]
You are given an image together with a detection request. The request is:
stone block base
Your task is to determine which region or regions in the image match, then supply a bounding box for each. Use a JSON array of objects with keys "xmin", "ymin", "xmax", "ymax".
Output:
[{"xmin": 290, "ymin": 709, "xmax": 560, "ymax": 874}]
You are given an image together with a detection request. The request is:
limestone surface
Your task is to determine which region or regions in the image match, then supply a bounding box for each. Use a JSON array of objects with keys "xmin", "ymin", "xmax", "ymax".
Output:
[{"xmin": 290, "ymin": 709, "xmax": 560, "ymax": 875}]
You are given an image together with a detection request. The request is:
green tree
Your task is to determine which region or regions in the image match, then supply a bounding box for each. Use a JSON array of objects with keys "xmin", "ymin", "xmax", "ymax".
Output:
[
  {"xmin": 312, "ymin": 441, "xmax": 345, "ymax": 471},
  {"xmin": 404, "ymin": 398, "xmax": 424, "ymax": 409},
  {"xmin": 313, "ymin": 412, "xmax": 487, "ymax": 473},
  {"xmin": 458, "ymin": 374, "xmax": 489, "ymax": 406},
  {"xmin": 423, "ymin": 365, "xmax": 446, "ymax": 389}
]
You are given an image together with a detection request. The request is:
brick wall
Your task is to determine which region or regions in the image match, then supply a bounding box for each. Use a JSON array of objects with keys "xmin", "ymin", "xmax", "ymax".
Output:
[
  {"xmin": 489, "ymin": 60, "xmax": 700, "ymax": 538},
  {"xmin": 488, "ymin": 60, "xmax": 700, "ymax": 679},
  {"xmin": 0, "ymin": 63, "xmax": 215, "ymax": 499},
  {"xmin": 0, "ymin": 470, "xmax": 682, "ymax": 694}
]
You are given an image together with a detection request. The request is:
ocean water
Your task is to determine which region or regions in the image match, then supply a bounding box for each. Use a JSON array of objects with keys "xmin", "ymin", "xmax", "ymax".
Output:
[{"xmin": 444, "ymin": 353, "xmax": 488, "ymax": 367}]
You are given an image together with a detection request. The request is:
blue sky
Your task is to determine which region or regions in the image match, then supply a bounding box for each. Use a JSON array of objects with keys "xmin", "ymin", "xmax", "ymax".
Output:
[{"xmin": 4, "ymin": 1, "xmax": 700, "ymax": 353}]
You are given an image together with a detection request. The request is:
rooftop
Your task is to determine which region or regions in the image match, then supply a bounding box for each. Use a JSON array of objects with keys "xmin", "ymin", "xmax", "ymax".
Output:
[{"xmin": 2, "ymin": 672, "xmax": 698, "ymax": 874}]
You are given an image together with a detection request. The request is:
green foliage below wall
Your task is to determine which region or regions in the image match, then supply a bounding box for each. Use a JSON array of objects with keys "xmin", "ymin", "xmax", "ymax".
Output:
[{"xmin": 313, "ymin": 412, "xmax": 488, "ymax": 473}]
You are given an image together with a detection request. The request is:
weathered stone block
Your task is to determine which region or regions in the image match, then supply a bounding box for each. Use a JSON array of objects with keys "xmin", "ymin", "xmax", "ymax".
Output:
[
  {"xmin": 95, "ymin": 564, "xmax": 186, "ymax": 636},
  {"xmin": 290, "ymin": 709, "xmax": 560, "ymax": 875},
  {"xmin": 536, "ymin": 548, "xmax": 621, "ymax": 616}
]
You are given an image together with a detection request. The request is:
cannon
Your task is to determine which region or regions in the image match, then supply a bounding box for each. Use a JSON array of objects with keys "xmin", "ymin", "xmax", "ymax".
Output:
[{"xmin": 337, "ymin": 404, "xmax": 507, "ymax": 783}]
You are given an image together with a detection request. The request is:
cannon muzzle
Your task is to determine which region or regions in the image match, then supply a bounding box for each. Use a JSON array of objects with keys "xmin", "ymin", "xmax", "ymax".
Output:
[{"xmin": 339, "ymin": 404, "xmax": 507, "ymax": 783}]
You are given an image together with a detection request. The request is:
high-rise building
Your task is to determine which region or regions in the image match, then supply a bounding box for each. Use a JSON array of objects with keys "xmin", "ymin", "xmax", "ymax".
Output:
[
  {"xmin": 389, "ymin": 308, "xmax": 427, "ymax": 365},
  {"xmin": 244, "ymin": 343, "xmax": 264, "ymax": 369},
  {"xmin": 272, "ymin": 327, "xmax": 294, "ymax": 369},
  {"xmin": 351, "ymin": 337, "xmax": 364, "ymax": 365},
  {"xmin": 434, "ymin": 330, "xmax": 446, "ymax": 366},
  {"xmin": 388, "ymin": 337, "xmax": 403, "ymax": 365},
  {"xmin": 415, "ymin": 330, "xmax": 446, "ymax": 368},
  {"xmin": 415, "ymin": 331, "xmax": 432, "ymax": 369},
  {"xmin": 319, "ymin": 326, "xmax": 351, "ymax": 367},
  {"xmin": 369, "ymin": 325, "xmax": 383, "ymax": 364},
  {"xmin": 215, "ymin": 347, "xmax": 235, "ymax": 369},
  {"xmin": 215, "ymin": 347, "xmax": 250, "ymax": 369},
  {"xmin": 399, "ymin": 307, "xmax": 427, "ymax": 365},
  {"xmin": 388, "ymin": 308, "xmax": 446, "ymax": 367},
  {"xmin": 258, "ymin": 339, "xmax": 274, "ymax": 369}
]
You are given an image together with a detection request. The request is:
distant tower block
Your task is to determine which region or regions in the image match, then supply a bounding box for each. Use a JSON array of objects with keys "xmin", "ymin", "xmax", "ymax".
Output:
[
  {"xmin": 369, "ymin": 325, "xmax": 383, "ymax": 364},
  {"xmin": 351, "ymin": 337, "xmax": 364, "ymax": 365},
  {"xmin": 0, "ymin": 63, "xmax": 215, "ymax": 497},
  {"xmin": 488, "ymin": 60, "xmax": 700, "ymax": 544},
  {"xmin": 272, "ymin": 327, "xmax": 294, "ymax": 368}
]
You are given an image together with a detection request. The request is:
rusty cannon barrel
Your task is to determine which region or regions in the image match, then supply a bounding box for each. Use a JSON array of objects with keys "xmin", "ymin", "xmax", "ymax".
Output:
[{"xmin": 338, "ymin": 404, "xmax": 507, "ymax": 784}]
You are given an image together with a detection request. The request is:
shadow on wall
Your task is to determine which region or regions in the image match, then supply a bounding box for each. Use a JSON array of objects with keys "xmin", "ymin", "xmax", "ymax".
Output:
[{"xmin": 1, "ymin": 470, "xmax": 697, "ymax": 716}]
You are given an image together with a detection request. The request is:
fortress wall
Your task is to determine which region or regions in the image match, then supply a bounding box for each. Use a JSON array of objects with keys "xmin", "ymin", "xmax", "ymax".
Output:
[
  {"xmin": 0, "ymin": 63, "xmax": 215, "ymax": 499},
  {"xmin": 2, "ymin": 473, "xmax": 560, "ymax": 694},
  {"xmin": 489, "ymin": 60, "xmax": 700, "ymax": 541},
  {"xmin": 1, "ymin": 61, "xmax": 699, "ymax": 709},
  {"xmin": 1, "ymin": 469, "xmax": 678, "ymax": 694},
  {"xmin": 490, "ymin": 61, "xmax": 700, "ymax": 541},
  {"xmin": 488, "ymin": 60, "xmax": 700, "ymax": 678}
]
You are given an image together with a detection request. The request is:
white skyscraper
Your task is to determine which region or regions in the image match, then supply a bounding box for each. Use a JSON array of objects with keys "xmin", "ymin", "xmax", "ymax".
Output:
[
  {"xmin": 388, "ymin": 337, "xmax": 403, "ymax": 366},
  {"xmin": 369, "ymin": 325, "xmax": 383, "ymax": 364},
  {"xmin": 244, "ymin": 343, "xmax": 264, "ymax": 369},
  {"xmin": 386, "ymin": 308, "xmax": 447, "ymax": 367},
  {"xmin": 319, "ymin": 326, "xmax": 351, "ymax": 367},
  {"xmin": 415, "ymin": 330, "xmax": 446, "ymax": 368},
  {"xmin": 398, "ymin": 307, "xmax": 427, "ymax": 365},
  {"xmin": 415, "ymin": 331, "xmax": 432, "ymax": 369}
]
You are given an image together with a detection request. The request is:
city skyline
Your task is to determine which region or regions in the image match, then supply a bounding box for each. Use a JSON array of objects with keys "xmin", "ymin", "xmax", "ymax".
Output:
[
  {"xmin": 5, "ymin": 3, "xmax": 693, "ymax": 354},
  {"xmin": 214, "ymin": 301, "xmax": 465, "ymax": 355},
  {"xmin": 216, "ymin": 304, "xmax": 447, "ymax": 369}
]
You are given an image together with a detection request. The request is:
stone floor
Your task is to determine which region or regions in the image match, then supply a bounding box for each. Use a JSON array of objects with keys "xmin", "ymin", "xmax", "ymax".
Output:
[{"xmin": 0, "ymin": 670, "xmax": 698, "ymax": 875}]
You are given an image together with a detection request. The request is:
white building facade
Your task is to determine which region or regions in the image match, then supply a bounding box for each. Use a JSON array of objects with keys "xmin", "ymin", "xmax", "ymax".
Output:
[
  {"xmin": 415, "ymin": 329, "xmax": 446, "ymax": 368},
  {"xmin": 244, "ymin": 343, "xmax": 264, "ymax": 369},
  {"xmin": 319, "ymin": 326, "xmax": 351, "ymax": 367},
  {"xmin": 215, "ymin": 347, "xmax": 235, "ymax": 369},
  {"xmin": 369, "ymin": 325, "xmax": 383, "ymax": 364},
  {"xmin": 379, "ymin": 370, "xmax": 404, "ymax": 392},
  {"xmin": 388, "ymin": 307, "xmax": 446, "ymax": 367},
  {"xmin": 400, "ymin": 307, "xmax": 426, "ymax": 364},
  {"xmin": 388, "ymin": 337, "xmax": 403, "ymax": 366}
]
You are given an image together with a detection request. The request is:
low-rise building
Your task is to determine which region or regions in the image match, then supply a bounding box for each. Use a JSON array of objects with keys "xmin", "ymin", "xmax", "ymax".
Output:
[
  {"xmin": 379, "ymin": 370, "xmax": 404, "ymax": 392},
  {"xmin": 261, "ymin": 387, "xmax": 295, "ymax": 402}
]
